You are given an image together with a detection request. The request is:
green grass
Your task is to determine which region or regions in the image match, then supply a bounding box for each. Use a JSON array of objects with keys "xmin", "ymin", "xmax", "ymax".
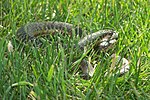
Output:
[{"xmin": 1, "ymin": 0, "xmax": 150, "ymax": 99}]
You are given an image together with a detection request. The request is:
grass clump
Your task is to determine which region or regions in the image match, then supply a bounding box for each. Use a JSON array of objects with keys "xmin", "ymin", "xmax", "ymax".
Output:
[{"xmin": 1, "ymin": 0, "xmax": 150, "ymax": 99}]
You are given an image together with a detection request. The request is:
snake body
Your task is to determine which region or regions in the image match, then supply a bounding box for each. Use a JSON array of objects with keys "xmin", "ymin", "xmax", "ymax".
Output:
[
  {"xmin": 16, "ymin": 22, "xmax": 118, "ymax": 49},
  {"xmin": 17, "ymin": 22, "xmax": 82, "ymax": 41}
]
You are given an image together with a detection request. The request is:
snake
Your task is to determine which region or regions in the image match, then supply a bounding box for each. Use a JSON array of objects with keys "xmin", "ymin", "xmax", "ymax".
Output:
[{"xmin": 16, "ymin": 21, "xmax": 119, "ymax": 78}]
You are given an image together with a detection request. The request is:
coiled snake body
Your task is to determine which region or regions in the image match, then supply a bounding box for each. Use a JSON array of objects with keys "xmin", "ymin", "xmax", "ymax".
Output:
[{"xmin": 16, "ymin": 22, "xmax": 123, "ymax": 78}]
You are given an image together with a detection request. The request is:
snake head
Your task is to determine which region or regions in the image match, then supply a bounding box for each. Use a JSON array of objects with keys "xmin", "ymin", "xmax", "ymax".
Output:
[
  {"xmin": 78, "ymin": 30, "xmax": 118, "ymax": 51},
  {"xmin": 98, "ymin": 30, "xmax": 118, "ymax": 50}
]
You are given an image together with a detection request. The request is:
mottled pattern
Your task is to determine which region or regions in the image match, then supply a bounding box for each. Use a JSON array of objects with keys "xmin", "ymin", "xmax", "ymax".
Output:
[{"xmin": 16, "ymin": 22, "xmax": 118, "ymax": 48}]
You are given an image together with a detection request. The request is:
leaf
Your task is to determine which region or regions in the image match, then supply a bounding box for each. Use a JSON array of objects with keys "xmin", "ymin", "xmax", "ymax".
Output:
[
  {"xmin": 31, "ymin": 65, "xmax": 38, "ymax": 79},
  {"xmin": 47, "ymin": 65, "xmax": 54, "ymax": 82}
]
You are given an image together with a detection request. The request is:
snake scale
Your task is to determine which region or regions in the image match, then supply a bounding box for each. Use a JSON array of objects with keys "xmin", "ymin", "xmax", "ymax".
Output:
[{"xmin": 16, "ymin": 21, "xmax": 119, "ymax": 78}]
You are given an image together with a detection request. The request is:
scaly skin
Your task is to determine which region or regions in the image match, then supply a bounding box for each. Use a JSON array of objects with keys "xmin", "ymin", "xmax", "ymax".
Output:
[
  {"xmin": 16, "ymin": 21, "xmax": 118, "ymax": 49},
  {"xmin": 16, "ymin": 22, "xmax": 82, "ymax": 41}
]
